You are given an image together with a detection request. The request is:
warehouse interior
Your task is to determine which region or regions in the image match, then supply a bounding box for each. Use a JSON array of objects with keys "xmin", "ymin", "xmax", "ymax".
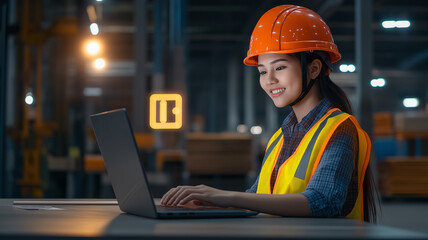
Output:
[{"xmin": 0, "ymin": 0, "xmax": 428, "ymax": 234}]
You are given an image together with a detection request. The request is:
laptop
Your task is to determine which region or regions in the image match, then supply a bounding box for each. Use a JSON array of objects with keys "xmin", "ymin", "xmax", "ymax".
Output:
[{"xmin": 90, "ymin": 108, "xmax": 258, "ymax": 219}]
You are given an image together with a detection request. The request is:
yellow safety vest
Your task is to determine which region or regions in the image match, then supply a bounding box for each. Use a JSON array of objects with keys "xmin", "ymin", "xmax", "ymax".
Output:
[{"xmin": 256, "ymin": 108, "xmax": 371, "ymax": 221}]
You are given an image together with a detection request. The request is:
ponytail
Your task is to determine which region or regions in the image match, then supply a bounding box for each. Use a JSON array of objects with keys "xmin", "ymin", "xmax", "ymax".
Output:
[
  {"xmin": 363, "ymin": 163, "xmax": 379, "ymax": 223},
  {"xmin": 319, "ymin": 74, "xmax": 353, "ymax": 115},
  {"xmin": 306, "ymin": 52, "xmax": 353, "ymax": 115},
  {"xmin": 321, "ymin": 71, "xmax": 379, "ymax": 222},
  {"xmin": 309, "ymin": 53, "xmax": 379, "ymax": 223}
]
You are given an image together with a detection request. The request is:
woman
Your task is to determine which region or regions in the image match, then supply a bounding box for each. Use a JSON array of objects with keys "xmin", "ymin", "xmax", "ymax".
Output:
[{"xmin": 161, "ymin": 5, "xmax": 378, "ymax": 222}]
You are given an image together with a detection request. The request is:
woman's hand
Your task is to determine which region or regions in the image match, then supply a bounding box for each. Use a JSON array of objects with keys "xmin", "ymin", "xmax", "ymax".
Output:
[
  {"xmin": 160, "ymin": 185, "xmax": 311, "ymax": 217},
  {"xmin": 160, "ymin": 184, "xmax": 234, "ymax": 207}
]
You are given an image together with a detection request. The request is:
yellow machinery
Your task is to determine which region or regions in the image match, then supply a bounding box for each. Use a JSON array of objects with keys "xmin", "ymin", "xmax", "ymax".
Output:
[{"xmin": 15, "ymin": 0, "xmax": 78, "ymax": 197}]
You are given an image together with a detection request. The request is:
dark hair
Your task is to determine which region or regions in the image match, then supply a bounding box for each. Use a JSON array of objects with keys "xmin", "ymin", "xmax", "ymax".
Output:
[
  {"xmin": 307, "ymin": 53, "xmax": 354, "ymax": 114},
  {"xmin": 307, "ymin": 53, "xmax": 380, "ymax": 223},
  {"xmin": 363, "ymin": 163, "xmax": 380, "ymax": 223}
]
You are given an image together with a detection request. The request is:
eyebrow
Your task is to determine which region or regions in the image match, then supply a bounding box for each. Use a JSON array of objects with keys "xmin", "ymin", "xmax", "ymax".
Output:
[{"xmin": 257, "ymin": 58, "xmax": 288, "ymax": 67}]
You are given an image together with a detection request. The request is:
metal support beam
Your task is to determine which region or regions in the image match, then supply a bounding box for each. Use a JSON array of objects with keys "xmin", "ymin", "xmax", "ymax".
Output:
[
  {"xmin": 355, "ymin": 0, "xmax": 373, "ymax": 135},
  {"xmin": 0, "ymin": 0, "xmax": 9, "ymax": 197},
  {"xmin": 426, "ymin": 79, "xmax": 428, "ymax": 111},
  {"xmin": 208, "ymin": 56, "xmax": 217, "ymax": 132},
  {"xmin": 5, "ymin": 0, "xmax": 16, "ymax": 197},
  {"xmin": 69, "ymin": 0, "xmax": 88, "ymax": 198},
  {"xmin": 168, "ymin": 0, "xmax": 188, "ymax": 135},
  {"xmin": 152, "ymin": 0, "xmax": 165, "ymax": 157},
  {"xmin": 169, "ymin": 0, "xmax": 187, "ymax": 91},
  {"xmin": 244, "ymin": 66, "xmax": 255, "ymax": 129},
  {"xmin": 169, "ymin": 0, "xmax": 184, "ymax": 48},
  {"xmin": 227, "ymin": 56, "xmax": 239, "ymax": 132},
  {"xmin": 133, "ymin": 0, "xmax": 147, "ymax": 131},
  {"xmin": 152, "ymin": 0, "xmax": 165, "ymax": 92},
  {"xmin": 355, "ymin": 0, "xmax": 378, "ymax": 185}
]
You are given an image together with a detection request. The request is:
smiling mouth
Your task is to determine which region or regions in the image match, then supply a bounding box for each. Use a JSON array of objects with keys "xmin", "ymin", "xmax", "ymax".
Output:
[{"xmin": 271, "ymin": 88, "xmax": 285, "ymax": 94}]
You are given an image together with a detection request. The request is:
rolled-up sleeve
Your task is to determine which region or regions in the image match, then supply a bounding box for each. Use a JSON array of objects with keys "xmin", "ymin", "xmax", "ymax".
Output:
[{"xmin": 301, "ymin": 119, "xmax": 357, "ymax": 217}]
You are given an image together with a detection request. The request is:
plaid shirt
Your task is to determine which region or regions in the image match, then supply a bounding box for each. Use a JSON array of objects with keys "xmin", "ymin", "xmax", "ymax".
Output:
[{"xmin": 246, "ymin": 98, "xmax": 359, "ymax": 217}]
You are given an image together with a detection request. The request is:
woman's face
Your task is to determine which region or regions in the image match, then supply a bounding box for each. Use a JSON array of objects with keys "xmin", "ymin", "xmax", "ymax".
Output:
[{"xmin": 257, "ymin": 53, "xmax": 302, "ymax": 108}]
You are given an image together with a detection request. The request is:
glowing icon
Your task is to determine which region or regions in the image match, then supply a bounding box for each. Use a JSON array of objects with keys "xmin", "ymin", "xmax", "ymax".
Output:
[{"xmin": 150, "ymin": 94, "xmax": 182, "ymax": 129}]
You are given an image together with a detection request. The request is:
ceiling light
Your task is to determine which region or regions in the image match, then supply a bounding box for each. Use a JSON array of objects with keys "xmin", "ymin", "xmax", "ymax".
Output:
[
  {"xmin": 339, "ymin": 64, "xmax": 356, "ymax": 73},
  {"xmin": 382, "ymin": 20, "xmax": 410, "ymax": 29},
  {"xmin": 382, "ymin": 21, "xmax": 395, "ymax": 28},
  {"xmin": 90, "ymin": 23, "xmax": 99, "ymax": 35},
  {"xmin": 370, "ymin": 78, "xmax": 386, "ymax": 87},
  {"xmin": 93, "ymin": 58, "xmax": 106, "ymax": 69},
  {"xmin": 25, "ymin": 92, "xmax": 34, "ymax": 105},
  {"xmin": 250, "ymin": 126, "xmax": 262, "ymax": 135},
  {"xmin": 396, "ymin": 20, "xmax": 411, "ymax": 28},
  {"xmin": 403, "ymin": 98, "xmax": 419, "ymax": 108},
  {"xmin": 85, "ymin": 41, "xmax": 101, "ymax": 55}
]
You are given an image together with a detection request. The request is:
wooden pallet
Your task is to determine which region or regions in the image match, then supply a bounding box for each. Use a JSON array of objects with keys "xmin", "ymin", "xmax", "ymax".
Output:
[
  {"xmin": 378, "ymin": 157, "xmax": 428, "ymax": 197},
  {"xmin": 186, "ymin": 133, "xmax": 253, "ymax": 175}
]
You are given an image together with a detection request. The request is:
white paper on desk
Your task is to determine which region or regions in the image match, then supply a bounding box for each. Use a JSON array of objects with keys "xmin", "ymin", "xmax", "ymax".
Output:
[{"xmin": 13, "ymin": 205, "xmax": 65, "ymax": 211}]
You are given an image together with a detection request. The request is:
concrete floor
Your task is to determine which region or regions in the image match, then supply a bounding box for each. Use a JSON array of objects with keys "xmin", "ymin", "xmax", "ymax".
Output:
[{"xmin": 379, "ymin": 199, "xmax": 428, "ymax": 235}]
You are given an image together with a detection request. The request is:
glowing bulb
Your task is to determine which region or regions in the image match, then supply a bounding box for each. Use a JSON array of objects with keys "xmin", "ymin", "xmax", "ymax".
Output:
[
  {"xmin": 382, "ymin": 21, "xmax": 395, "ymax": 29},
  {"xmin": 396, "ymin": 20, "xmax": 410, "ymax": 28},
  {"xmin": 250, "ymin": 126, "xmax": 262, "ymax": 135},
  {"xmin": 90, "ymin": 23, "xmax": 99, "ymax": 35},
  {"xmin": 377, "ymin": 78, "xmax": 386, "ymax": 87},
  {"xmin": 93, "ymin": 58, "xmax": 106, "ymax": 69},
  {"xmin": 371, "ymin": 78, "xmax": 387, "ymax": 88},
  {"xmin": 339, "ymin": 64, "xmax": 356, "ymax": 73},
  {"xmin": 382, "ymin": 20, "xmax": 411, "ymax": 29},
  {"xmin": 25, "ymin": 92, "xmax": 34, "ymax": 105},
  {"xmin": 347, "ymin": 64, "xmax": 356, "ymax": 72},
  {"xmin": 86, "ymin": 41, "xmax": 100, "ymax": 55},
  {"xmin": 403, "ymin": 98, "xmax": 419, "ymax": 108}
]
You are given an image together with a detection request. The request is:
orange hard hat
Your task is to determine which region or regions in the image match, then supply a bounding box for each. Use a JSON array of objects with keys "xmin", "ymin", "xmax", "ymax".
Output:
[{"xmin": 243, "ymin": 5, "xmax": 341, "ymax": 66}]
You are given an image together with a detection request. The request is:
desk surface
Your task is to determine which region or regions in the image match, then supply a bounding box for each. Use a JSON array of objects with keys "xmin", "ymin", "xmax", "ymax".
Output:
[{"xmin": 1, "ymin": 199, "xmax": 427, "ymax": 240}]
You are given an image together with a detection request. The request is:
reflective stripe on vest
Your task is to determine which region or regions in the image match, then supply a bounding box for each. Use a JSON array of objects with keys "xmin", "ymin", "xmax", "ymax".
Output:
[{"xmin": 256, "ymin": 108, "xmax": 371, "ymax": 221}]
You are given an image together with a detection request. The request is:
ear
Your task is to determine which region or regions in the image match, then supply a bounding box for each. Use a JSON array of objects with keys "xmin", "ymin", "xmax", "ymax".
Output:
[{"xmin": 307, "ymin": 59, "xmax": 322, "ymax": 80}]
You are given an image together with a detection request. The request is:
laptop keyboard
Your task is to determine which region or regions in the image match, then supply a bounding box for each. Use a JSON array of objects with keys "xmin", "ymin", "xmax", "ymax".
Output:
[{"xmin": 156, "ymin": 205, "xmax": 200, "ymax": 212}]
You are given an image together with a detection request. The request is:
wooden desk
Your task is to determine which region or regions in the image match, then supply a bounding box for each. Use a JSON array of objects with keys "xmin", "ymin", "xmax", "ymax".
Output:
[{"xmin": 1, "ymin": 199, "xmax": 427, "ymax": 239}]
